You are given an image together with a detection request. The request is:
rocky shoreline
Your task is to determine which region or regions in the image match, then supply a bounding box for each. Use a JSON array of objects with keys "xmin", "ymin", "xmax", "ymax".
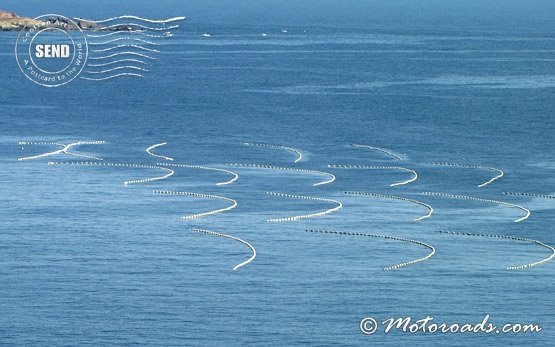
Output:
[{"xmin": 0, "ymin": 10, "xmax": 136, "ymax": 31}]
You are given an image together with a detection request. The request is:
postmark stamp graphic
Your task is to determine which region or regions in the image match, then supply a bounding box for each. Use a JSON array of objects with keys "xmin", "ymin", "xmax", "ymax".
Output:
[
  {"xmin": 14, "ymin": 13, "xmax": 186, "ymax": 86},
  {"xmin": 15, "ymin": 14, "xmax": 88, "ymax": 87}
]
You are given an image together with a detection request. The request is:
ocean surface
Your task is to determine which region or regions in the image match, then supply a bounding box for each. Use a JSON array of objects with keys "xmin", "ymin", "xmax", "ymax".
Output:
[{"xmin": 0, "ymin": 1, "xmax": 554, "ymax": 346}]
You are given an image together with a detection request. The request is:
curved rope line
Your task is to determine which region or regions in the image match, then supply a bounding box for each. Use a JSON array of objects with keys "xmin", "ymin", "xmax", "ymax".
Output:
[
  {"xmin": 153, "ymin": 190, "xmax": 237, "ymax": 220},
  {"xmin": 229, "ymin": 163, "xmax": 335, "ymax": 186},
  {"xmin": 351, "ymin": 144, "xmax": 403, "ymax": 160},
  {"xmin": 436, "ymin": 230, "xmax": 554, "ymax": 270},
  {"xmin": 88, "ymin": 52, "xmax": 157, "ymax": 60},
  {"xmin": 88, "ymin": 37, "xmax": 159, "ymax": 46},
  {"xmin": 146, "ymin": 142, "xmax": 174, "ymax": 161},
  {"xmin": 18, "ymin": 141, "xmax": 64, "ymax": 160},
  {"xmin": 86, "ymin": 30, "xmax": 168, "ymax": 39},
  {"xmin": 159, "ymin": 163, "xmax": 238, "ymax": 186},
  {"xmin": 344, "ymin": 191, "xmax": 433, "ymax": 221},
  {"xmin": 306, "ymin": 229, "xmax": 435, "ymax": 271},
  {"xmin": 191, "ymin": 228, "xmax": 255, "ymax": 271},
  {"xmin": 328, "ymin": 164, "xmax": 417, "ymax": 187},
  {"xmin": 87, "ymin": 59, "xmax": 148, "ymax": 67},
  {"xmin": 84, "ymin": 66, "xmax": 149, "ymax": 74},
  {"xmin": 75, "ymin": 15, "xmax": 186, "ymax": 24},
  {"xmin": 421, "ymin": 192, "xmax": 530, "ymax": 223},
  {"xmin": 62, "ymin": 151, "xmax": 102, "ymax": 160},
  {"xmin": 98, "ymin": 23, "xmax": 180, "ymax": 31},
  {"xmin": 430, "ymin": 162, "xmax": 504, "ymax": 187},
  {"xmin": 91, "ymin": 44, "xmax": 160, "ymax": 53},
  {"xmin": 243, "ymin": 142, "xmax": 303, "ymax": 163},
  {"xmin": 18, "ymin": 141, "xmax": 105, "ymax": 161},
  {"xmin": 266, "ymin": 192, "xmax": 342, "ymax": 222},
  {"xmin": 18, "ymin": 147, "xmax": 63, "ymax": 160},
  {"xmin": 62, "ymin": 141, "xmax": 106, "ymax": 160},
  {"xmin": 19, "ymin": 141, "xmax": 65, "ymax": 147},
  {"xmin": 79, "ymin": 73, "xmax": 143, "ymax": 81},
  {"xmin": 47, "ymin": 161, "xmax": 174, "ymax": 185},
  {"xmin": 503, "ymin": 192, "xmax": 555, "ymax": 199}
]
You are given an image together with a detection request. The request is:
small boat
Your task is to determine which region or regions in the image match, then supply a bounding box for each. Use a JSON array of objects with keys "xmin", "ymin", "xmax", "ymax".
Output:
[
  {"xmin": 202, "ymin": 33, "xmax": 211, "ymax": 37},
  {"xmin": 281, "ymin": 28, "xmax": 288, "ymax": 33},
  {"xmin": 262, "ymin": 33, "xmax": 267, "ymax": 37}
]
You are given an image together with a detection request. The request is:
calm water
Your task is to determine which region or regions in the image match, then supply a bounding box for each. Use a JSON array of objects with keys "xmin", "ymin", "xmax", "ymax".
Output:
[{"xmin": 1, "ymin": 1, "xmax": 554, "ymax": 346}]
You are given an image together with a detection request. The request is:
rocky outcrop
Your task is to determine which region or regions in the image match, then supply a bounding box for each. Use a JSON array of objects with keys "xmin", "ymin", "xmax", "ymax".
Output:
[
  {"xmin": 0, "ymin": 10, "xmax": 131, "ymax": 31},
  {"xmin": 0, "ymin": 9, "xmax": 43, "ymax": 30}
]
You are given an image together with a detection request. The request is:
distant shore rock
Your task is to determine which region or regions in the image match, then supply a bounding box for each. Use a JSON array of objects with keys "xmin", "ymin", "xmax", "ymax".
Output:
[
  {"xmin": 0, "ymin": 9, "xmax": 134, "ymax": 31},
  {"xmin": 0, "ymin": 9, "xmax": 41, "ymax": 31}
]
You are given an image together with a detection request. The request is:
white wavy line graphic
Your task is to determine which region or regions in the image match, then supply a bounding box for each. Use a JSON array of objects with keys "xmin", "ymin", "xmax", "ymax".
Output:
[
  {"xmin": 266, "ymin": 192, "xmax": 342, "ymax": 222},
  {"xmin": 80, "ymin": 73, "xmax": 144, "ymax": 81},
  {"xmin": 422, "ymin": 192, "xmax": 530, "ymax": 223},
  {"xmin": 191, "ymin": 228, "xmax": 255, "ymax": 271},
  {"xmin": 351, "ymin": 144, "xmax": 403, "ymax": 160},
  {"xmin": 99, "ymin": 23, "xmax": 180, "ymax": 31},
  {"xmin": 328, "ymin": 164, "xmax": 418, "ymax": 187},
  {"xmin": 87, "ymin": 59, "xmax": 148, "ymax": 67},
  {"xmin": 18, "ymin": 141, "xmax": 105, "ymax": 161},
  {"xmin": 75, "ymin": 15, "xmax": 186, "ymax": 24},
  {"xmin": 344, "ymin": 191, "xmax": 433, "ymax": 221},
  {"xmin": 503, "ymin": 192, "xmax": 555, "ymax": 199},
  {"xmin": 88, "ymin": 52, "xmax": 157, "ymax": 60},
  {"xmin": 146, "ymin": 143, "xmax": 173, "ymax": 161},
  {"xmin": 86, "ymin": 30, "xmax": 168, "ymax": 39},
  {"xmin": 159, "ymin": 163, "xmax": 238, "ymax": 186},
  {"xmin": 244, "ymin": 142, "xmax": 303, "ymax": 163},
  {"xmin": 430, "ymin": 162, "xmax": 504, "ymax": 187},
  {"xmin": 437, "ymin": 230, "xmax": 554, "ymax": 270},
  {"xmin": 47, "ymin": 161, "xmax": 174, "ymax": 185},
  {"xmin": 84, "ymin": 66, "xmax": 149, "ymax": 74},
  {"xmin": 229, "ymin": 163, "xmax": 335, "ymax": 186},
  {"xmin": 91, "ymin": 44, "xmax": 160, "ymax": 53},
  {"xmin": 89, "ymin": 37, "xmax": 159, "ymax": 46},
  {"xmin": 153, "ymin": 190, "xmax": 237, "ymax": 220},
  {"xmin": 306, "ymin": 229, "xmax": 435, "ymax": 271}
]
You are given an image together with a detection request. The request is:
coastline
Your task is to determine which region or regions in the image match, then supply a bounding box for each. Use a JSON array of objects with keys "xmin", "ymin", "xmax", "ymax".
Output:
[{"xmin": 0, "ymin": 10, "xmax": 137, "ymax": 31}]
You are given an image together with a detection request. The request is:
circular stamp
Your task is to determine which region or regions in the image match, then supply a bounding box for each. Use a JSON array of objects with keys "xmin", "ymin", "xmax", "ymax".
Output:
[{"xmin": 15, "ymin": 14, "xmax": 88, "ymax": 87}]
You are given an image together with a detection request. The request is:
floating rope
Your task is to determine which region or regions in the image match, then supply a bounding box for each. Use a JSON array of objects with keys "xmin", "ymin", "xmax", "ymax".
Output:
[
  {"xmin": 191, "ymin": 228, "xmax": 256, "ymax": 271},
  {"xmin": 344, "ymin": 191, "xmax": 433, "ymax": 221},
  {"xmin": 351, "ymin": 144, "xmax": 403, "ymax": 160},
  {"xmin": 146, "ymin": 142, "xmax": 174, "ymax": 161},
  {"xmin": 160, "ymin": 163, "xmax": 238, "ymax": 186},
  {"xmin": 47, "ymin": 161, "xmax": 174, "ymax": 185},
  {"xmin": 327, "ymin": 164, "xmax": 417, "ymax": 186},
  {"xmin": 19, "ymin": 140, "xmax": 105, "ymax": 161},
  {"xmin": 503, "ymin": 192, "xmax": 555, "ymax": 199},
  {"xmin": 430, "ymin": 162, "xmax": 503, "ymax": 187},
  {"xmin": 229, "ymin": 163, "xmax": 335, "ymax": 186},
  {"xmin": 306, "ymin": 229, "xmax": 435, "ymax": 271},
  {"xmin": 244, "ymin": 142, "xmax": 303, "ymax": 163},
  {"xmin": 421, "ymin": 192, "xmax": 530, "ymax": 223},
  {"xmin": 436, "ymin": 230, "xmax": 554, "ymax": 270},
  {"xmin": 266, "ymin": 192, "xmax": 342, "ymax": 222},
  {"xmin": 153, "ymin": 190, "xmax": 237, "ymax": 220}
]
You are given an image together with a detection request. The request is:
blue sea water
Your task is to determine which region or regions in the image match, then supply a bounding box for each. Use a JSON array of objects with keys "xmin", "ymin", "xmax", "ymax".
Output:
[{"xmin": 0, "ymin": 1, "xmax": 554, "ymax": 346}]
